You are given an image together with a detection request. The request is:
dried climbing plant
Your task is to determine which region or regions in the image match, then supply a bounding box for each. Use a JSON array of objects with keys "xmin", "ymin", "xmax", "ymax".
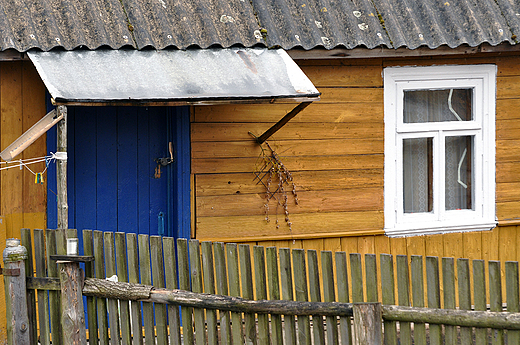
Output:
[{"xmin": 252, "ymin": 138, "xmax": 299, "ymax": 231}]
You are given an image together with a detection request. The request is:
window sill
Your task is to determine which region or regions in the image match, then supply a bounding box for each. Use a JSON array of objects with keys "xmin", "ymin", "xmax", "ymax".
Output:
[{"xmin": 385, "ymin": 221, "xmax": 497, "ymax": 237}]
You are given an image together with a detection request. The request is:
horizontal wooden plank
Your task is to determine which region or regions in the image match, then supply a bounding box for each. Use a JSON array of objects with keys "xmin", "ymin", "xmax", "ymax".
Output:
[
  {"xmin": 497, "ymin": 183, "xmax": 520, "ymax": 203},
  {"xmin": 196, "ymin": 188, "xmax": 383, "ymax": 217},
  {"xmin": 195, "ymin": 169, "xmax": 383, "ymax": 196},
  {"xmin": 192, "ymin": 154, "xmax": 384, "ymax": 174},
  {"xmin": 193, "ymin": 103, "xmax": 383, "ymax": 123},
  {"xmin": 497, "ymin": 162, "xmax": 520, "ymax": 183},
  {"xmin": 496, "ymin": 99, "xmax": 520, "ymax": 120},
  {"xmin": 195, "ymin": 211, "xmax": 384, "ymax": 240},
  {"xmin": 317, "ymin": 87, "xmax": 383, "ymax": 103},
  {"xmin": 497, "ymin": 76, "xmax": 520, "ymax": 99},
  {"xmin": 301, "ymin": 65, "xmax": 383, "ymax": 87},
  {"xmin": 497, "ymin": 119, "xmax": 520, "ymax": 140},
  {"xmin": 496, "ymin": 140, "xmax": 520, "ymax": 162},
  {"xmin": 191, "ymin": 122, "xmax": 384, "ymax": 142},
  {"xmin": 497, "ymin": 201, "xmax": 520, "ymax": 222},
  {"xmin": 191, "ymin": 139, "xmax": 383, "ymax": 159}
]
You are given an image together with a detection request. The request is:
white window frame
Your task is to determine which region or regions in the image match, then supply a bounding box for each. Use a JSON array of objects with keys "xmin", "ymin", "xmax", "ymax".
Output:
[{"xmin": 384, "ymin": 65, "xmax": 497, "ymax": 237}]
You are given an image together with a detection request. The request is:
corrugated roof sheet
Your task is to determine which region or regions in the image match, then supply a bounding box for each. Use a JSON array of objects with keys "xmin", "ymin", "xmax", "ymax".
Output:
[{"xmin": 1, "ymin": 0, "xmax": 519, "ymax": 52}]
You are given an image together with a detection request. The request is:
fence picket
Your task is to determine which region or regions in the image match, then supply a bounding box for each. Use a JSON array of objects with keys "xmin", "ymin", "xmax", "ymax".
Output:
[
  {"xmin": 335, "ymin": 252, "xmax": 352, "ymax": 345},
  {"xmin": 426, "ymin": 257, "xmax": 442, "ymax": 345},
  {"xmin": 293, "ymin": 249, "xmax": 311, "ymax": 345},
  {"xmin": 34, "ymin": 229, "xmax": 50, "ymax": 345},
  {"xmin": 201, "ymin": 241, "xmax": 218, "ymax": 345},
  {"xmin": 46, "ymin": 230, "xmax": 62, "ymax": 345},
  {"xmin": 350, "ymin": 254, "xmax": 363, "ymax": 303},
  {"xmin": 253, "ymin": 246, "xmax": 271, "ymax": 345},
  {"xmin": 115, "ymin": 232, "xmax": 132, "ymax": 345},
  {"xmin": 442, "ymin": 258, "xmax": 456, "ymax": 345},
  {"xmin": 506, "ymin": 261, "xmax": 520, "ymax": 345},
  {"xmin": 226, "ymin": 243, "xmax": 244, "ymax": 345},
  {"xmin": 126, "ymin": 233, "xmax": 144, "ymax": 345},
  {"xmin": 239, "ymin": 244, "xmax": 258, "ymax": 345},
  {"xmin": 489, "ymin": 261, "xmax": 504, "ymax": 345},
  {"xmin": 151, "ymin": 236, "xmax": 168, "ymax": 345},
  {"xmin": 163, "ymin": 237, "xmax": 182, "ymax": 345},
  {"xmin": 322, "ymin": 251, "xmax": 338, "ymax": 345},
  {"xmin": 280, "ymin": 248, "xmax": 297, "ymax": 345},
  {"xmin": 83, "ymin": 230, "xmax": 99, "ymax": 345},
  {"xmin": 178, "ymin": 239, "xmax": 194, "ymax": 345},
  {"xmin": 473, "ymin": 259, "xmax": 488, "ymax": 345},
  {"xmin": 138, "ymin": 235, "xmax": 155, "ymax": 345},
  {"xmin": 266, "ymin": 247, "xmax": 283, "ymax": 345},
  {"xmin": 457, "ymin": 259, "xmax": 472, "ymax": 344},
  {"xmin": 21, "ymin": 229, "xmax": 37, "ymax": 345},
  {"xmin": 213, "ymin": 242, "xmax": 231, "ymax": 345},
  {"xmin": 365, "ymin": 254, "xmax": 378, "ymax": 303},
  {"xmin": 94, "ymin": 230, "xmax": 110, "ymax": 345},
  {"xmin": 381, "ymin": 254, "xmax": 398, "ymax": 345},
  {"xmin": 104, "ymin": 232, "xmax": 121, "ymax": 345},
  {"xmin": 396, "ymin": 255, "xmax": 412, "ymax": 345},
  {"xmin": 411, "ymin": 256, "xmax": 426, "ymax": 345},
  {"xmin": 190, "ymin": 240, "xmax": 208, "ymax": 345}
]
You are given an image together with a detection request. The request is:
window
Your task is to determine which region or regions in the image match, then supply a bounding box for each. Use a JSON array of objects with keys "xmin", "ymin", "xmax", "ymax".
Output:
[{"xmin": 384, "ymin": 65, "xmax": 496, "ymax": 236}]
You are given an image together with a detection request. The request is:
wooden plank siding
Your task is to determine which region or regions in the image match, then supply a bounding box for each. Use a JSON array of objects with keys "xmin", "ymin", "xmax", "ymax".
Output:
[
  {"xmin": 191, "ymin": 54, "xmax": 520, "ymax": 265},
  {"xmin": 0, "ymin": 61, "xmax": 47, "ymax": 343}
]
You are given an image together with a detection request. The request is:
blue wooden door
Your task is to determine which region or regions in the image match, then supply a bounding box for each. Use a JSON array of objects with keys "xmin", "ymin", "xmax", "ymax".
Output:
[{"xmin": 47, "ymin": 106, "xmax": 191, "ymax": 239}]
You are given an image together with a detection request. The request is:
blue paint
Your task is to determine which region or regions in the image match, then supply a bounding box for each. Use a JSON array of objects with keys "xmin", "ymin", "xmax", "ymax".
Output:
[{"xmin": 47, "ymin": 105, "xmax": 191, "ymax": 239}]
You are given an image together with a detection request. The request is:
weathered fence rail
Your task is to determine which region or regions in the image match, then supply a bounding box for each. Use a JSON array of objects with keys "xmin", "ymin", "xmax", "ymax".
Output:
[{"xmin": 6, "ymin": 228, "xmax": 520, "ymax": 345}]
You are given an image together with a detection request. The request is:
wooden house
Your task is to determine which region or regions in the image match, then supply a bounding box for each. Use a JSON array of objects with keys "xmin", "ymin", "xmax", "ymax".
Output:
[{"xmin": 1, "ymin": 0, "xmax": 520, "ymax": 340}]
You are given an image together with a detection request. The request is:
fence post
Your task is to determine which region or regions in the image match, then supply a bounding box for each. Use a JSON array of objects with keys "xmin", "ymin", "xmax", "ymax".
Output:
[
  {"xmin": 3, "ymin": 238, "xmax": 30, "ymax": 345},
  {"xmin": 59, "ymin": 238, "xmax": 87, "ymax": 345},
  {"xmin": 352, "ymin": 302, "xmax": 382, "ymax": 345}
]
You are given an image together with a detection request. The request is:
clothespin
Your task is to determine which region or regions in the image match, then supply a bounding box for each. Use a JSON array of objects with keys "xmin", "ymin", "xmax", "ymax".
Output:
[{"xmin": 35, "ymin": 172, "xmax": 44, "ymax": 184}]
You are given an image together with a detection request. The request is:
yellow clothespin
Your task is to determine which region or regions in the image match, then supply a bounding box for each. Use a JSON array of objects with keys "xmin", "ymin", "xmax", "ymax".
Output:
[{"xmin": 35, "ymin": 172, "xmax": 44, "ymax": 184}]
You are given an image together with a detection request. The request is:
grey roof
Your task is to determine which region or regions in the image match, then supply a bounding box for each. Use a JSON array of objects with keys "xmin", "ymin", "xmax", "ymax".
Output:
[{"xmin": 1, "ymin": 0, "xmax": 518, "ymax": 53}]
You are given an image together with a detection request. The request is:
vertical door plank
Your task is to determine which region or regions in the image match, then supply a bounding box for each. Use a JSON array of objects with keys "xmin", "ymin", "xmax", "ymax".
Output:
[
  {"xmin": 214, "ymin": 242, "xmax": 231, "ymax": 345},
  {"xmin": 322, "ymin": 251, "xmax": 338, "ymax": 345},
  {"xmin": 201, "ymin": 241, "xmax": 218, "ymax": 345},
  {"xmin": 292, "ymin": 249, "xmax": 311, "ymax": 345},
  {"xmin": 396, "ymin": 255, "xmax": 411, "ymax": 345},
  {"xmin": 115, "ymin": 233, "xmax": 132, "ymax": 345},
  {"xmin": 127, "ymin": 233, "xmax": 144, "ymax": 345},
  {"xmin": 104, "ymin": 232, "xmax": 121, "ymax": 345},
  {"xmin": 226, "ymin": 243, "xmax": 244, "ymax": 345},
  {"xmin": 239, "ymin": 244, "xmax": 257, "ymax": 345},
  {"xmin": 150, "ymin": 236, "xmax": 168, "ymax": 345},
  {"xmin": 308, "ymin": 250, "xmax": 325, "ymax": 345},
  {"xmin": 335, "ymin": 252, "xmax": 352, "ymax": 345},
  {"xmin": 94, "ymin": 230, "xmax": 110, "ymax": 345},
  {"xmin": 280, "ymin": 248, "xmax": 297, "ymax": 345},
  {"xmin": 381, "ymin": 254, "xmax": 397, "ymax": 345},
  {"xmin": 178, "ymin": 239, "xmax": 194, "ymax": 345},
  {"xmin": 266, "ymin": 247, "xmax": 283, "ymax": 345},
  {"xmin": 411, "ymin": 256, "xmax": 426, "ymax": 345},
  {"xmin": 163, "ymin": 237, "xmax": 181, "ymax": 345},
  {"xmin": 138, "ymin": 235, "xmax": 154, "ymax": 345}
]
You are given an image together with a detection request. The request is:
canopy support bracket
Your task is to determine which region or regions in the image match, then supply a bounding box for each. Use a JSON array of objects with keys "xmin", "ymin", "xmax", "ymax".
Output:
[{"xmin": 256, "ymin": 102, "xmax": 312, "ymax": 144}]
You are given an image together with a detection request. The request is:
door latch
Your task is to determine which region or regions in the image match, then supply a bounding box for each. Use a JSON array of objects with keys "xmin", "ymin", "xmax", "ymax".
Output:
[{"xmin": 156, "ymin": 142, "xmax": 174, "ymax": 166}]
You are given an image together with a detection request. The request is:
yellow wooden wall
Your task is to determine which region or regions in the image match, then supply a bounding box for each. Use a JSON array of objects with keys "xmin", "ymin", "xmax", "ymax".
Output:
[
  {"xmin": 0, "ymin": 61, "xmax": 47, "ymax": 343},
  {"xmin": 192, "ymin": 53, "xmax": 520, "ymax": 264}
]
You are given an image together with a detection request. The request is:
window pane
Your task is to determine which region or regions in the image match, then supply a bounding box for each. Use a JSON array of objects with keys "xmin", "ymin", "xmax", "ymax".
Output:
[
  {"xmin": 403, "ymin": 138, "xmax": 433, "ymax": 213},
  {"xmin": 445, "ymin": 136, "xmax": 473, "ymax": 210},
  {"xmin": 404, "ymin": 89, "xmax": 472, "ymax": 123}
]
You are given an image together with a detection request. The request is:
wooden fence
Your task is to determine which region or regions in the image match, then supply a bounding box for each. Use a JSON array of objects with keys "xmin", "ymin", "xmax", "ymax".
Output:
[{"xmin": 5, "ymin": 228, "xmax": 520, "ymax": 345}]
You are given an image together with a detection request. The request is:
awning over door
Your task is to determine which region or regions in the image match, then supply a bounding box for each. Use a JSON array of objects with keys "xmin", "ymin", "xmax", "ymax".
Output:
[{"xmin": 28, "ymin": 48, "xmax": 320, "ymax": 106}]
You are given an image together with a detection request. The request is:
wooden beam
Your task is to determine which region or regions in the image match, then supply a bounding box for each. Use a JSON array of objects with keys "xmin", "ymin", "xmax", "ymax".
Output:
[
  {"xmin": 56, "ymin": 105, "xmax": 68, "ymax": 230},
  {"xmin": 256, "ymin": 102, "xmax": 312, "ymax": 144}
]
